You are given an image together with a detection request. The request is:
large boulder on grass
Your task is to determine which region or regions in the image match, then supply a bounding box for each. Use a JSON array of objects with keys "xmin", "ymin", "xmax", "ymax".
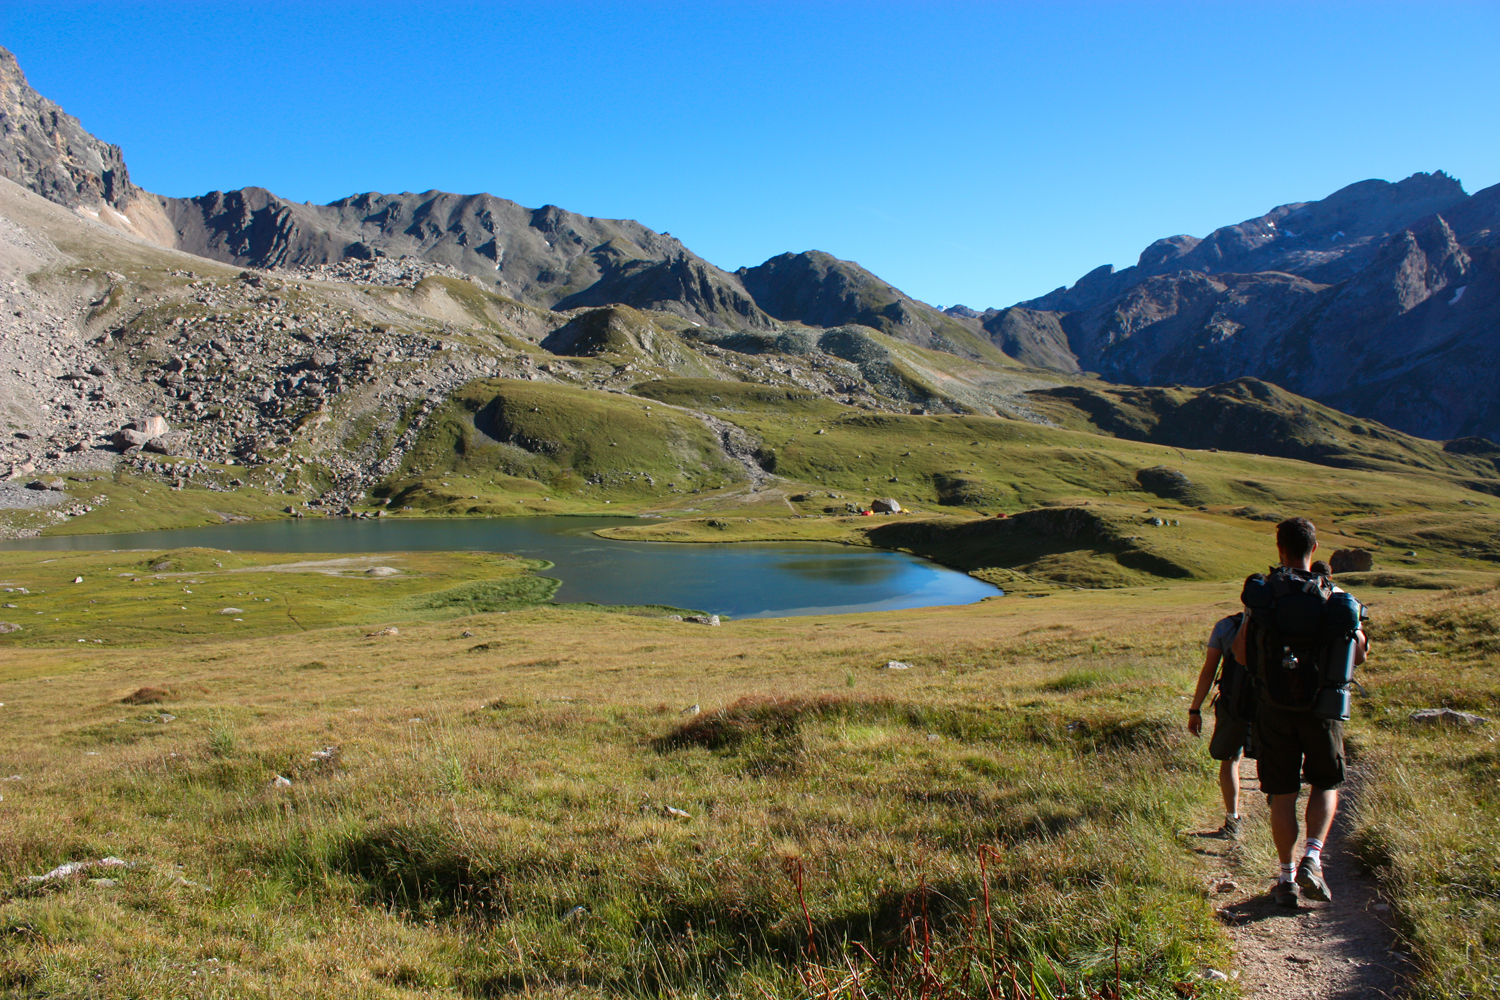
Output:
[
  {"xmin": 1330, "ymin": 549, "xmax": 1374, "ymax": 574},
  {"xmin": 871, "ymin": 497, "xmax": 902, "ymax": 513}
]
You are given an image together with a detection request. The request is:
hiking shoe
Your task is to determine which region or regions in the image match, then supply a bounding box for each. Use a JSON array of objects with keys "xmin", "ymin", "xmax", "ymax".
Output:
[
  {"xmin": 1296, "ymin": 857, "xmax": 1332, "ymax": 903},
  {"xmin": 1213, "ymin": 815, "xmax": 1242, "ymax": 840},
  {"xmin": 1274, "ymin": 879, "xmax": 1299, "ymax": 908}
]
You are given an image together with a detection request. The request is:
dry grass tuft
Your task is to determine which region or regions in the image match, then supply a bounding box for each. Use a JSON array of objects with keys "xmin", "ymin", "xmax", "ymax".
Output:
[{"xmin": 118, "ymin": 686, "xmax": 171, "ymax": 705}]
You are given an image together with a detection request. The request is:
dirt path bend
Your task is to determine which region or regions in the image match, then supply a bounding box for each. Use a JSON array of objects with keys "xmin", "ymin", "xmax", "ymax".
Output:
[{"xmin": 1186, "ymin": 765, "xmax": 1406, "ymax": 999}]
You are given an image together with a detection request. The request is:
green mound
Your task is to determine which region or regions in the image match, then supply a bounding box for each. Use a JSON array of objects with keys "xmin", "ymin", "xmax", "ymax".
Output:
[
  {"xmin": 386, "ymin": 378, "xmax": 747, "ymax": 506},
  {"xmin": 864, "ymin": 504, "xmax": 1252, "ymax": 588}
]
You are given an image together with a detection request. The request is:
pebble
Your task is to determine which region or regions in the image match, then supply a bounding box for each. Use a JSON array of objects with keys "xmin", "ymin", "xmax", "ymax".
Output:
[{"xmin": 882, "ymin": 660, "xmax": 912, "ymax": 670}]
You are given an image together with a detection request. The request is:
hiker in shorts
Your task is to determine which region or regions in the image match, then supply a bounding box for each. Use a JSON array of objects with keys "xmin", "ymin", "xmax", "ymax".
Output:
[
  {"xmin": 1233, "ymin": 517, "xmax": 1367, "ymax": 907},
  {"xmin": 1187, "ymin": 612, "xmax": 1250, "ymax": 838}
]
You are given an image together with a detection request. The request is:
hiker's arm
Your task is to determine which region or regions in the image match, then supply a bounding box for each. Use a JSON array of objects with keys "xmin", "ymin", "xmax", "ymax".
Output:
[
  {"xmin": 1188, "ymin": 649, "xmax": 1220, "ymax": 737},
  {"xmin": 1354, "ymin": 629, "xmax": 1368, "ymax": 666}
]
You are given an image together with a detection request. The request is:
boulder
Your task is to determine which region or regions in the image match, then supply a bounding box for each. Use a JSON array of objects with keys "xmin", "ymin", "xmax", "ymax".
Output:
[
  {"xmin": 1409, "ymin": 708, "xmax": 1491, "ymax": 727},
  {"xmin": 0, "ymin": 622, "xmax": 20, "ymax": 633},
  {"xmin": 143, "ymin": 431, "xmax": 185, "ymax": 455},
  {"xmin": 25, "ymin": 478, "xmax": 66, "ymax": 491},
  {"xmin": 135, "ymin": 416, "xmax": 169, "ymax": 439},
  {"xmin": 112, "ymin": 427, "xmax": 151, "ymax": 450},
  {"xmin": 1329, "ymin": 549, "xmax": 1374, "ymax": 573},
  {"xmin": 871, "ymin": 497, "xmax": 902, "ymax": 513}
]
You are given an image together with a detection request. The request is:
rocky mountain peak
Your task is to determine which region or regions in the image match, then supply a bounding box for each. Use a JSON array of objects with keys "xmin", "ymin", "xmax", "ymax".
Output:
[{"xmin": 0, "ymin": 46, "xmax": 138, "ymax": 212}]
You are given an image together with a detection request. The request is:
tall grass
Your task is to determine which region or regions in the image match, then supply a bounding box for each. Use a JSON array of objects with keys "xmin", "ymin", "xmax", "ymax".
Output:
[{"xmin": 1352, "ymin": 584, "xmax": 1500, "ymax": 1000}]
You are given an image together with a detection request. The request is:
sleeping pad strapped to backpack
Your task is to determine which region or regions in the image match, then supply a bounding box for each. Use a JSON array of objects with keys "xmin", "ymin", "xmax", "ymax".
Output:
[{"xmin": 1240, "ymin": 567, "xmax": 1367, "ymax": 720}]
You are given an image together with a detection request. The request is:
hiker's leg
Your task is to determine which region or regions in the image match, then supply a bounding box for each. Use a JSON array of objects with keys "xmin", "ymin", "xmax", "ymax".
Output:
[
  {"xmin": 1269, "ymin": 791, "xmax": 1300, "ymax": 865},
  {"xmin": 1210, "ymin": 712, "xmax": 1249, "ymax": 817},
  {"xmin": 1304, "ymin": 787, "xmax": 1338, "ymax": 844},
  {"xmin": 1219, "ymin": 754, "xmax": 1242, "ymax": 816}
]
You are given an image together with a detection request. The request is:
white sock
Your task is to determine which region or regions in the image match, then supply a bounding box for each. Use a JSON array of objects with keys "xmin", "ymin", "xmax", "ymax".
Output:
[
  {"xmin": 1304, "ymin": 838, "xmax": 1323, "ymax": 864},
  {"xmin": 1279, "ymin": 861, "xmax": 1295, "ymax": 883}
]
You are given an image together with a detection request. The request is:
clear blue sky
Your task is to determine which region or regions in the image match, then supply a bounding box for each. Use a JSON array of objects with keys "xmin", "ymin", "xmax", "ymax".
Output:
[{"xmin": 4, "ymin": 1, "xmax": 1497, "ymax": 308}]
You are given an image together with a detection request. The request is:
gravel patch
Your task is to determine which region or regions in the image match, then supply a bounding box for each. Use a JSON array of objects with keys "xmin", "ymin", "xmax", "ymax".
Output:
[{"xmin": 0, "ymin": 482, "xmax": 67, "ymax": 510}]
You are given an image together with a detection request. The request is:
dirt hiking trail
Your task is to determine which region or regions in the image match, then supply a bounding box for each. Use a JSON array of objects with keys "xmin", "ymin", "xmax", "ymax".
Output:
[{"xmin": 1186, "ymin": 764, "xmax": 1407, "ymax": 998}]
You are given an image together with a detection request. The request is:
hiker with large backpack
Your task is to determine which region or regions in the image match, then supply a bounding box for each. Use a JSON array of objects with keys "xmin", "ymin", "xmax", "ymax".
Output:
[
  {"xmin": 1232, "ymin": 517, "xmax": 1368, "ymax": 907},
  {"xmin": 1187, "ymin": 611, "xmax": 1253, "ymax": 839}
]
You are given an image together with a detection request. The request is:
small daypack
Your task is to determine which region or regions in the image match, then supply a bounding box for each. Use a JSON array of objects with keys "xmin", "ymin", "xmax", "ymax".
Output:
[
  {"xmin": 1214, "ymin": 613, "xmax": 1256, "ymax": 723},
  {"xmin": 1240, "ymin": 567, "xmax": 1366, "ymax": 719}
]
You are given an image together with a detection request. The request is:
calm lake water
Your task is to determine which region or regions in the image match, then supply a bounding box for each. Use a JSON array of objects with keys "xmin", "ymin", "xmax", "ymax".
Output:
[{"xmin": 0, "ymin": 517, "xmax": 1000, "ymax": 619}]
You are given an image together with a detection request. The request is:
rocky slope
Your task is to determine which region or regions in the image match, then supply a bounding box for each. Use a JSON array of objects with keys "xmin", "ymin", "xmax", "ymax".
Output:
[{"xmin": 973, "ymin": 172, "xmax": 1500, "ymax": 441}]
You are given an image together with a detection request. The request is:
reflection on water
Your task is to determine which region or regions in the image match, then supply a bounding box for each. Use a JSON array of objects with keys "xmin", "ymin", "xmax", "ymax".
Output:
[
  {"xmin": 773, "ymin": 556, "xmax": 903, "ymax": 585},
  {"xmin": 0, "ymin": 516, "xmax": 1000, "ymax": 618}
]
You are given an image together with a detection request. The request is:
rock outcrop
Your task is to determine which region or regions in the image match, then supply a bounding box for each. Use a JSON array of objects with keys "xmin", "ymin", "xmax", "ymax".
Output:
[
  {"xmin": 0, "ymin": 47, "xmax": 172, "ymax": 243},
  {"xmin": 1329, "ymin": 549, "xmax": 1374, "ymax": 574}
]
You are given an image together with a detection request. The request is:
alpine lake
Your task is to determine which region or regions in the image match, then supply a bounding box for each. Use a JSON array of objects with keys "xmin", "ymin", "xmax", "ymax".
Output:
[{"xmin": 0, "ymin": 515, "xmax": 1000, "ymax": 618}]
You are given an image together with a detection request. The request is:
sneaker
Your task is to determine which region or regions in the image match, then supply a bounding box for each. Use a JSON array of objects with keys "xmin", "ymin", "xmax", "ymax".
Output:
[
  {"xmin": 1274, "ymin": 879, "xmax": 1299, "ymax": 907},
  {"xmin": 1296, "ymin": 857, "xmax": 1332, "ymax": 903}
]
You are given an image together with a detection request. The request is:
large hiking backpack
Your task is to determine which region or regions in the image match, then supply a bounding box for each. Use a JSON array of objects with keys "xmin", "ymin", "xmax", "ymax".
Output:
[{"xmin": 1241, "ymin": 567, "xmax": 1366, "ymax": 719}]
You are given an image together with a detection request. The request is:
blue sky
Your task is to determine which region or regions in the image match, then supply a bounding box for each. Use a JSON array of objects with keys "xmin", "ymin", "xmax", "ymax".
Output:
[{"xmin": 4, "ymin": 1, "xmax": 1497, "ymax": 308}]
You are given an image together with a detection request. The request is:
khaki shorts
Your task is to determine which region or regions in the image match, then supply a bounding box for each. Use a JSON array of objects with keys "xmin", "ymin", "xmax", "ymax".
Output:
[{"xmin": 1255, "ymin": 702, "xmax": 1345, "ymax": 795}]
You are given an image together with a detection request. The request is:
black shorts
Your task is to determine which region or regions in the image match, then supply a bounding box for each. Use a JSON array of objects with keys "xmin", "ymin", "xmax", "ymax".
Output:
[
  {"xmin": 1208, "ymin": 699, "xmax": 1250, "ymax": 761},
  {"xmin": 1255, "ymin": 702, "xmax": 1345, "ymax": 795}
]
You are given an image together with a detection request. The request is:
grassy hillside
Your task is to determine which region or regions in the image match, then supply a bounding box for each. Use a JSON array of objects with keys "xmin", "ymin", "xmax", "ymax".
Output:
[
  {"xmin": 1025, "ymin": 377, "xmax": 1500, "ymax": 483},
  {"xmin": 377, "ymin": 379, "xmax": 749, "ymax": 514}
]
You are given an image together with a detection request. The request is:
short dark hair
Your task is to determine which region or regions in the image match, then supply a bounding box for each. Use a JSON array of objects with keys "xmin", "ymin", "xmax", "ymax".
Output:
[
  {"xmin": 1277, "ymin": 517, "xmax": 1317, "ymax": 560},
  {"xmin": 1310, "ymin": 559, "xmax": 1331, "ymax": 576}
]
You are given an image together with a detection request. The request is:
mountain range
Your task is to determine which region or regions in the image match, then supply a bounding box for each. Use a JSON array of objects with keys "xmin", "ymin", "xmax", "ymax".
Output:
[
  {"xmin": 973, "ymin": 171, "xmax": 1500, "ymax": 441},
  {"xmin": 2, "ymin": 44, "xmax": 1497, "ymax": 445}
]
